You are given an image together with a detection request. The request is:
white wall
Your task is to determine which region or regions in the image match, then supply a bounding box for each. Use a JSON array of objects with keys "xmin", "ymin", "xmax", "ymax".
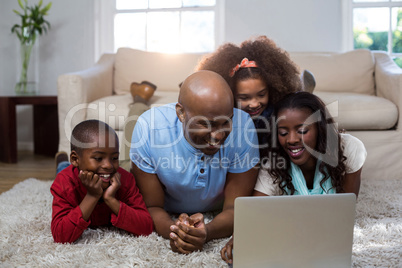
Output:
[
  {"xmin": 0, "ymin": 0, "xmax": 344, "ymax": 149},
  {"xmin": 0, "ymin": 0, "xmax": 95, "ymax": 148},
  {"xmin": 224, "ymin": 0, "xmax": 343, "ymax": 52}
]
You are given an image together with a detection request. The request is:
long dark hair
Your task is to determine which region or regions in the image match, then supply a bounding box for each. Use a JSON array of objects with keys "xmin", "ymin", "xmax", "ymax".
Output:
[{"xmin": 263, "ymin": 92, "xmax": 347, "ymax": 194}]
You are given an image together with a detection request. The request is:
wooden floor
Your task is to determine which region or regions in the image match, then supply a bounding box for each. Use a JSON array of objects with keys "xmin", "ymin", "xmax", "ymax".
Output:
[{"xmin": 0, "ymin": 150, "xmax": 55, "ymax": 194}]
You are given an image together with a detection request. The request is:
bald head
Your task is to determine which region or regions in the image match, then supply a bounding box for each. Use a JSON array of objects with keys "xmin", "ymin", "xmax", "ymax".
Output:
[
  {"xmin": 178, "ymin": 70, "xmax": 234, "ymax": 115},
  {"xmin": 176, "ymin": 71, "xmax": 234, "ymax": 154}
]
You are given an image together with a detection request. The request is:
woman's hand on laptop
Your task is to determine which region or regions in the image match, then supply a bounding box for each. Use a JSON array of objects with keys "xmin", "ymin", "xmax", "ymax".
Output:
[
  {"xmin": 169, "ymin": 213, "xmax": 207, "ymax": 254},
  {"xmin": 221, "ymin": 237, "xmax": 234, "ymax": 264}
]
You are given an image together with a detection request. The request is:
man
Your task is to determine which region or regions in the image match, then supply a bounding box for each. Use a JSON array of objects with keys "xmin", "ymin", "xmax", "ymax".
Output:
[{"xmin": 130, "ymin": 70, "xmax": 259, "ymax": 253}]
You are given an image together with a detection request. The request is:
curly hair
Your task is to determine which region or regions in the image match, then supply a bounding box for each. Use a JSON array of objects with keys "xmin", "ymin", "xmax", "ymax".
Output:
[
  {"xmin": 195, "ymin": 35, "xmax": 302, "ymax": 105},
  {"xmin": 263, "ymin": 92, "xmax": 347, "ymax": 195}
]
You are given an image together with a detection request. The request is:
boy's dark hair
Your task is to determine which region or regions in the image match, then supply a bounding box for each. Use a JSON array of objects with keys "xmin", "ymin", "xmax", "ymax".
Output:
[
  {"xmin": 70, "ymin": 120, "xmax": 118, "ymax": 156},
  {"xmin": 264, "ymin": 92, "xmax": 347, "ymax": 194}
]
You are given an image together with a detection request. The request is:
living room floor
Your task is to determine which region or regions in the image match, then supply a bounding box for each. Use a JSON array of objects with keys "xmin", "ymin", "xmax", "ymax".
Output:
[{"xmin": 0, "ymin": 151, "xmax": 55, "ymax": 194}]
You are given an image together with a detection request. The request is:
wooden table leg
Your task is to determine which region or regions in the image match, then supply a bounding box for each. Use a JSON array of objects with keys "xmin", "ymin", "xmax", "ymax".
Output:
[
  {"xmin": 0, "ymin": 98, "xmax": 17, "ymax": 163},
  {"xmin": 33, "ymin": 104, "xmax": 59, "ymax": 157}
]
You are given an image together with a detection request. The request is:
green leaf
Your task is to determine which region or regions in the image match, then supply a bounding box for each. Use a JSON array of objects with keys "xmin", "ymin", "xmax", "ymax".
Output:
[
  {"xmin": 17, "ymin": 0, "xmax": 24, "ymax": 9},
  {"xmin": 11, "ymin": 0, "xmax": 52, "ymax": 45},
  {"xmin": 11, "ymin": 25, "xmax": 19, "ymax": 34},
  {"xmin": 43, "ymin": 2, "xmax": 52, "ymax": 13}
]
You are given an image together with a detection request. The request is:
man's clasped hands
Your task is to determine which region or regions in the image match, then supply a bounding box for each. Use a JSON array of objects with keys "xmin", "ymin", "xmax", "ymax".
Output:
[{"xmin": 170, "ymin": 213, "xmax": 207, "ymax": 254}]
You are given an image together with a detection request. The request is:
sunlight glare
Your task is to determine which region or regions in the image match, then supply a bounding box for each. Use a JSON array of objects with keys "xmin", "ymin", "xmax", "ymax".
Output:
[
  {"xmin": 148, "ymin": 12, "xmax": 180, "ymax": 53},
  {"xmin": 354, "ymin": 8, "xmax": 389, "ymax": 32},
  {"xmin": 115, "ymin": 13, "xmax": 146, "ymax": 51}
]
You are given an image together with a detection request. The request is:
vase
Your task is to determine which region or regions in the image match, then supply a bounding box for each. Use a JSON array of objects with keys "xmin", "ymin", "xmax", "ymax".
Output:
[{"xmin": 15, "ymin": 39, "xmax": 39, "ymax": 95}]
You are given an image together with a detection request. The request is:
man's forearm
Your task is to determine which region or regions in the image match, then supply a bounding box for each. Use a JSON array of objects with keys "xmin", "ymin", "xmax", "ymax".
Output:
[
  {"xmin": 205, "ymin": 208, "xmax": 234, "ymax": 242},
  {"xmin": 148, "ymin": 207, "xmax": 175, "ymax": 238}
]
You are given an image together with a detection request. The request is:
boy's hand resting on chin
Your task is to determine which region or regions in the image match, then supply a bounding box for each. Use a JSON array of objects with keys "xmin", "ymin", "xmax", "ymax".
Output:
[
  {"xmin": 79, "ymin": 170, "xmax": 103, "ymax": 198},
  {"xmin": 78, "ymin": 171, "xmax": 121, "ymax": 216},
  {"xmin": 169, "ymin": 213, "xmax": 207, "ymax": 254},
  {"xmin": 103, "ymin": 172, "xmax": 121, "ymax": 200}
]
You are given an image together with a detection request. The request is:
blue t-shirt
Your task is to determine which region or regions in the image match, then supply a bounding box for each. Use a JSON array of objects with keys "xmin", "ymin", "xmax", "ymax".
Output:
[{"xmin": 130, "ymin": 103, "xmax": 259, "ymax": 214}]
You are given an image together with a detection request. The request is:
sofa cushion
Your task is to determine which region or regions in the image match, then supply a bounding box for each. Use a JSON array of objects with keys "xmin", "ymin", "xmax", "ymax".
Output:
[
  {"xmin": 315, "ymin": 92, "xmax": 398, "ymax": 130},
  {"xmin": 86, "ymin": 90, "xmax": 397, "ymax": 132},
  {"xmin": 114, "ymin": 48, "xmax": 205, "ymax": 95},
  {"xmin": 86, "ymin": 90, "xmax": 180, "ymax": 130},
  {"xmin": 289, "ymin": 49, "xmax": 375, "ymax": 95}
]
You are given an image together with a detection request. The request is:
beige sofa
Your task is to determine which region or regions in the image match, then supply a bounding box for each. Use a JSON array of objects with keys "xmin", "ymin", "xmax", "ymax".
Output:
[{"xmin": 57, "ymin": 48, "xmax": 402, "ymax": 180}]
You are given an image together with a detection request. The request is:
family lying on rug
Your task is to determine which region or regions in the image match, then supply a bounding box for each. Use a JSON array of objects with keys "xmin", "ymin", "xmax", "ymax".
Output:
[{"xmin": 50, "ymin": 36, "xmax": 367, "ymax": 265}]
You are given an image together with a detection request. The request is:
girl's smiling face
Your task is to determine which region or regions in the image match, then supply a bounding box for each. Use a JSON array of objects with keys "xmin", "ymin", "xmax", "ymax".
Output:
[
  {"xmin": 235, "ymin": 78, "xmax": 269, "ymax": 118},
  {"xmin": 277, "ymin": 108, "xmax": 318, "ymax": 171}
]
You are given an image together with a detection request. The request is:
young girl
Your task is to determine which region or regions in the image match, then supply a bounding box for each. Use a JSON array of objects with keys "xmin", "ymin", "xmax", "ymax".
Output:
[
  {"xmin": 196, "ymin": 35, "xmax": 302, "ymax": 149},
  {"xmin": 220, "ymin": 92, "xmax": 367, "ymax": 264}
]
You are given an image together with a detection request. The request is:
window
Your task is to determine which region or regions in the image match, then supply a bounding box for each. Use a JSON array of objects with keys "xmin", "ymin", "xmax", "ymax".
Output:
[
  {"xmin": 346, "ymin": 0, "xmax": 402, "ymax": 67},
  {"xmin": 95, "ymin": 0, "xmax": 223, "ymax": 58}
]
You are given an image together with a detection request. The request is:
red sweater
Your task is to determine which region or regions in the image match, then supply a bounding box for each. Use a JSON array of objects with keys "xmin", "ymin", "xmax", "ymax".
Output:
[{"xmin": 50, "ymin": 165, "xmax": 153, "ymax": 243}]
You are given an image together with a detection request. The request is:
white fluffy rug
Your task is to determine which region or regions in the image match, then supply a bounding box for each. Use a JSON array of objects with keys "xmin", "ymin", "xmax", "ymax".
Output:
[{"xmin": 0, "ymin": 178, "xmax": 401, "ymax": 267}]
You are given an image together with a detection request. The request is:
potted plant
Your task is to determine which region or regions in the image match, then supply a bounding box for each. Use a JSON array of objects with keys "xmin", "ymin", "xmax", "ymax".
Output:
[{"xmin": 11, "ymin": 0, "xmax": 52, "ymax": 95}]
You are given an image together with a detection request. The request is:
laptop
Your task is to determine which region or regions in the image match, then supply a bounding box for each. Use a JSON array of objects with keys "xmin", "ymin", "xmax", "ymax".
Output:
[{"xmin": 232, "ymin": 194, "xmax": 356, "ymax": 268}]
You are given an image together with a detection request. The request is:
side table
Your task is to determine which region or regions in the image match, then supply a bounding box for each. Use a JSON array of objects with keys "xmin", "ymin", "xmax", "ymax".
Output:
[{"xmin": 0, "ymin": 95, "xmax": 59, "ymax": 163}]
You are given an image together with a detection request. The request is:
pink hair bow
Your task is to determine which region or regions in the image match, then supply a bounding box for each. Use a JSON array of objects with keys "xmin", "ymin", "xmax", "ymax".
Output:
[{"xmin": 229, "ymin": 58, "xmax": 258, "ymax": 77}]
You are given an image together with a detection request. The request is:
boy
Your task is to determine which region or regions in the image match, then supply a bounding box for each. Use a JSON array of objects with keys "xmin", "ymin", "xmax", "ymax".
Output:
[{"xmin": 50, "ymin": 119, "xmax": 153, "ymax": 243}]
